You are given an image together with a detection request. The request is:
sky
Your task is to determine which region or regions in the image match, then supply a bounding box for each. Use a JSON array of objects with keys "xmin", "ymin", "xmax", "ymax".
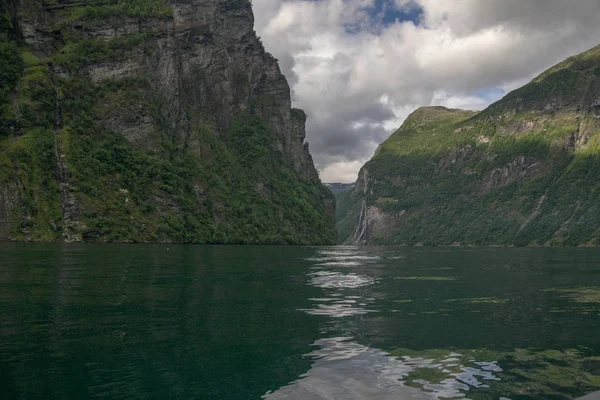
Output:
[{"xmin": 252, "ymin": 0, "xmax": 600, "ymax": 183}]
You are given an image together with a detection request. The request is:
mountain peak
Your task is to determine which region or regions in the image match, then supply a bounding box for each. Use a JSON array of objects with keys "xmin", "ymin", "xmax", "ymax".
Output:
[{"xmin": 400, "ymin": 106, "xmax": 477, "ymax": 130}]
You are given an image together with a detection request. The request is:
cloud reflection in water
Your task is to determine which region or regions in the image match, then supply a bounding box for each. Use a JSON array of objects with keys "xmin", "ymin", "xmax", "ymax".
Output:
[
  {"xmin": 263, "ymin": 337, "xmax": 504, "ymax": 400},
  {"xmin": 274, "ymin": 248, "xmax": 507, "ymax": 399}
]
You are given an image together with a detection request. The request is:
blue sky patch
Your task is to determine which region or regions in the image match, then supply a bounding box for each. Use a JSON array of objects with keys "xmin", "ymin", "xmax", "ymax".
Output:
[
  {"xmin": 377, "ymin": 0, "xmax": 423, "ymax": 27},
  {"xmin": 474, "ymin": 87, "xmax": 506, "ymax": 103},
  {"xmin": 344, "ymin": 0, "xmax": 423, "ymax": 34}
]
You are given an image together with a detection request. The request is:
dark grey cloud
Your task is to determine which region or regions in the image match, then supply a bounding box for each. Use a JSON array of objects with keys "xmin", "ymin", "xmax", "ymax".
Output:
[{"xmin": 308, "ymin": 119, "xmax": 390, "ymax": 159}]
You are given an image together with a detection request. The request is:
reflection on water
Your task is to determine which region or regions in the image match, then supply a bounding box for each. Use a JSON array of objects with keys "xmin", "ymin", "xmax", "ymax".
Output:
[
  {"xmin": 264, "ymin": 337, "xmax": 508, "ymax": 400},
  {"xmin": 300, "ymin": 249, "xmax": 378, "ymax": 318},
  {"xmin": 307, "ymin": 271, "xmax": 376, "ymax": 289},
  {"xmin": 1, "ymin": 244, "xmax": 600, "ymax": 400},
  {"xmin": 272, "ymin": 248, "xmax": 506, "ymax": 399},
  {"xmin": 306, "ymin": 251, "xmax": 381, "ymax": 267},
  {"xmin": 263, "ymin": 337, "xmax": 427, "ymax": 400},
  {"xmin": 271, "ymin": 247, "xmax": 600, "ymax": 400}
]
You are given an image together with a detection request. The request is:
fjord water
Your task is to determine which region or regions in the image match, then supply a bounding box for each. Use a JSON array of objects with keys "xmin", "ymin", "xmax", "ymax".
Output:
[{"xmin": 1, "ymin": 245, "xmax": 599, "ymax": 399}]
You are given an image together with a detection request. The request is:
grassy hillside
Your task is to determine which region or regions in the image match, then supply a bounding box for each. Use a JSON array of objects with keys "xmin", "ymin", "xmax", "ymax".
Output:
[{"xmin": 338, "ymin": 44, "xmax": 600, "ymax": 246}]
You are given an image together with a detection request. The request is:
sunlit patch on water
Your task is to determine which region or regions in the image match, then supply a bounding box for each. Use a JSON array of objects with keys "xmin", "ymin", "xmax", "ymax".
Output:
[
  {"xmin": 544, "ymin": 286, "xmax": 600, "ymax": 303},
  {"xmin": 543, "ymin": 286, "xmax": 600, "ymax": 316}
]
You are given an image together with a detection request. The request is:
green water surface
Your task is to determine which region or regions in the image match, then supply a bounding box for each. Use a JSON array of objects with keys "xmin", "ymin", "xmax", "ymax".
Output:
[{"xmin": 0, "ymin": 244, "xmax": 599, "ymax": 399}]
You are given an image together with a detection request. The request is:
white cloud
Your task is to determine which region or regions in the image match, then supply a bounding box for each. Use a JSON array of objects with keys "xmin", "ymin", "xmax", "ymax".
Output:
[
  {"xmin": 319, "ymin": 159, "xmax": 370, "ymax": 183},
  {"xmin": 253, "ymin": 0, "xmax": 600, "ymax": 182}
]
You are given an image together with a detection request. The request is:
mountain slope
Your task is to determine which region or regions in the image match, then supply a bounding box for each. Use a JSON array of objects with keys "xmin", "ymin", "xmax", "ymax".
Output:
[
  {"xmin": 0, "ymin": 0, "xmax": 335, "ymax": 244},
  {"xmin": 338, "ymin": 44, "xmax": 600, "ymax": 246}
]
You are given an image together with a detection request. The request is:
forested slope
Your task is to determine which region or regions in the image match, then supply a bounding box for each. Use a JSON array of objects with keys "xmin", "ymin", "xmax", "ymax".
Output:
[
  {"xmin": 0, "ymin": 0, "xmax": 336, "ymax": 244},
  {"xmin": 338, "ymin": 45, "xmax": 600, "ymax": 246}
]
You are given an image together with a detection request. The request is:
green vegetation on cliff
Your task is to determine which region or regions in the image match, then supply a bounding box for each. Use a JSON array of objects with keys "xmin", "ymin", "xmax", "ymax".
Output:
[
  {"xmin": 0, "ymin": 0, "xmax": 335, "ymax": 244},
  {"xmin": 338, "ymin": 44, "xmax": 600, "ymax": 246}
]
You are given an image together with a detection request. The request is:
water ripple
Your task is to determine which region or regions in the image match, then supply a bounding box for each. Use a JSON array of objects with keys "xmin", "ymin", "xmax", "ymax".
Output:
[
  {"xmin": 299, "ymin": 303, "xmax": 376, "ymax": 318},
  {"xmin": 307, "ymin": 271, "xmax": 375, "ymax": 289},
  {"xmin": 263, "ymin": 337, "xmax": 506, "ymax": 399}
]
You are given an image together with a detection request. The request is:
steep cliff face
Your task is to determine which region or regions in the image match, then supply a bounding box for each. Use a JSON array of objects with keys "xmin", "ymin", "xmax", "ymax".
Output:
[
  {"xmin": 0, "ymin": 0, "xmax": 335, "ymax": 244},
  {"xmin": 337, "ymin": 44, "xmax": 600, "ymax": 246}
]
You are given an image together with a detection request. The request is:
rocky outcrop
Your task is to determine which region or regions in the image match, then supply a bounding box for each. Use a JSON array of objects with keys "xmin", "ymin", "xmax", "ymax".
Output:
[{"xmin": 480, "ymin": 156, "xmax": 543, "ymax": 194}]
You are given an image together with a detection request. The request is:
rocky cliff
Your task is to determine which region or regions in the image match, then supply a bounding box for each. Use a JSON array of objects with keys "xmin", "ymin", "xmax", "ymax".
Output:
[
  {"xmin": 0, "ymin": 0, "xmax": 336, "ymax": 244},
  {"xmin": 337, "ymin": 44, "xmax": 600, "ymax": 246}
]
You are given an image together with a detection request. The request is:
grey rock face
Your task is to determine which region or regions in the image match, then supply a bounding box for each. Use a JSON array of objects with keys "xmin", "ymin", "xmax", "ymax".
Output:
[
  {"xmin": 481, "ymin": 156, "xmax": 543, "ymax": 193},
  {"xmin": 18, "ymin": 0, "xmax": 320, "ymax": 181},
  {"xmin": 166, "ymin": 0, "xmax": 317, "ymax": 178},
  {"xmin": 2, "ymin": 0, "xmax": 334, "ymax": 243}
]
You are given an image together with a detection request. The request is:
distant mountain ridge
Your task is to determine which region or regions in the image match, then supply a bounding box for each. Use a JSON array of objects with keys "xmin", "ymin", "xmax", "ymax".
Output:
[
  {"xmin": 325, "ymin": 182, "xmax": 355, "ymax": 194},
  {"xmin": 337, "ymin": 44, "xmax": 600, "ymax": 246}
]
